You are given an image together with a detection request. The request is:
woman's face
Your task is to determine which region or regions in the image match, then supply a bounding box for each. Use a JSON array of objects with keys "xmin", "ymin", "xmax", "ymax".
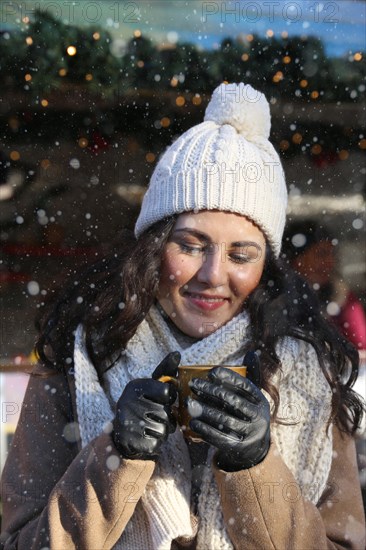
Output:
[{"xmin": 157, "ymin": 210, "xmax": 266, "ymax": 338}]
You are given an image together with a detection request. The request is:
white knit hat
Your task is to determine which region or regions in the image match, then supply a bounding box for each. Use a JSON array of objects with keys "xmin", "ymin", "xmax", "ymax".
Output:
[{"xmin": 135, "ymin": 82, "xmax": 288, "ymax": 257}]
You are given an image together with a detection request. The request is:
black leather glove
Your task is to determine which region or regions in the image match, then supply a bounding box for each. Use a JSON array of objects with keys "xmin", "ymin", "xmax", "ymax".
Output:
[
  {"xmin": 188, "ymin": 362, "xmax": 270, "ymax": 471},
  {"xmin": 112, "ymin": 351, "xmax": 180, "ymax": 460}
]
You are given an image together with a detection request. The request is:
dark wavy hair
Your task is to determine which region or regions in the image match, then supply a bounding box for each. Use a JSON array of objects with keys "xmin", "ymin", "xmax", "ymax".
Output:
[{"xmin": 35, "ymin": 217, "xmax": 364, "ymax": 435}]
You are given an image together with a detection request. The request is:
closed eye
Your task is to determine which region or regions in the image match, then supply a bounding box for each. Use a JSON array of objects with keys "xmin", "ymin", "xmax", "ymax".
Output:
[
  {"xmin": 230, "ymin": 254, "xmax": 251, "ymax": 264},
  {"xmin": 180, "ymin": 244, "xmax": 255, "ymax": 263},
  {"xmin": 180, "ymin": 243, "xmax": 204, "ymax": 255},
  {"xmin": 230, "ymin": 245, "xmax": 262, "ymax": 264}
]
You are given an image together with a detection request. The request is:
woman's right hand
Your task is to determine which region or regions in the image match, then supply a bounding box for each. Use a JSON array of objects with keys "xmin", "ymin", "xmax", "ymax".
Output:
[{"xmin": 112, "ymin": 352, "xmax": 180, "ymax": 460}]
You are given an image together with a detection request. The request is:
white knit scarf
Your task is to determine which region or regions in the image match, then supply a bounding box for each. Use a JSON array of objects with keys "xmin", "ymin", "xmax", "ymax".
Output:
[{"xmin": 74, "ymin": 304, "xmax": 333, "ymax": 550}]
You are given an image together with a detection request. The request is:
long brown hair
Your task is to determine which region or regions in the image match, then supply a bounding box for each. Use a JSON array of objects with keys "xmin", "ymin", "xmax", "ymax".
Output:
[{"xmin": 35, "ymin": 217, "xmax": 364, "ymax": 435}]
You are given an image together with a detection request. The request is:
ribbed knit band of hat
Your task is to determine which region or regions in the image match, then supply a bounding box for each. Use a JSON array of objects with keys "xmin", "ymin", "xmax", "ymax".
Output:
[{"xmin": 135, "ymin": 82, "xmax": 288, "ymax": 258}]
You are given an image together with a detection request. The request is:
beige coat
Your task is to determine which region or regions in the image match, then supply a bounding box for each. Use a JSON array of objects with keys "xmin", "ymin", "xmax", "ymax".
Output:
[{"xmin": 1, "ymin": 365, "xmax": 365, "ymax": 549}]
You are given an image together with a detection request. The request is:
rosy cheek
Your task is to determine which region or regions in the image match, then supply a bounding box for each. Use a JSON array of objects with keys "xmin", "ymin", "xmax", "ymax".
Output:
[
  {"xmin": 233, "ymin": 267, "xmax": 263, "ymax": 290},
  {"xmin": 163, "ymin": 250, "xmax": 206, "ymax": 286},
  {"xmin": 235, "ymin": 268, "xmax": 257, "ymax": 280},
  {"xmin": 162, "ymin": 254, "xmax": 188, "ymax": 285}
]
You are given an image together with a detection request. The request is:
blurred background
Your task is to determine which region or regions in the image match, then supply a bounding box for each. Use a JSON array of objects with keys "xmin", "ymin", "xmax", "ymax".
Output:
[{"xmin": 0, "ymin": 0, "xmax": 365, "ymax": 481}]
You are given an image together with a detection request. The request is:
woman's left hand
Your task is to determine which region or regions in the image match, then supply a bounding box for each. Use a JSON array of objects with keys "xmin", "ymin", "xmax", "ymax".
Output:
[{"xmin": 189, "ymin": 367, "xmax": 270, "ymax": 471}]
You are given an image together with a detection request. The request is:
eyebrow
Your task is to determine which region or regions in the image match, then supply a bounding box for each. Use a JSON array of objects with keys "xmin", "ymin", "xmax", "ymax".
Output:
[{"xmin": 172, "ymin": 228, "xmax": 262, "ymax": 249}]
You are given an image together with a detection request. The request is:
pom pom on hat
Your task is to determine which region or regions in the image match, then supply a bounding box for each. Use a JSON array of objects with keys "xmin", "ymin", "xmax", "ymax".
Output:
[
  {"xmin": 135, "ymin": 82, "xmax": 287, "ymax": 257},
  {"xmin": 204, "ymin": 82, "xmax": 271, "ymax": 140}
]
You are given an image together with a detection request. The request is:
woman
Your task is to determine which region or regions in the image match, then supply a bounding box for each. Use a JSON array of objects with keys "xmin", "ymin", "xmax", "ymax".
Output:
[{"xmin": 1, "ymin": 83, "xmax": 365, "ymax": 549}]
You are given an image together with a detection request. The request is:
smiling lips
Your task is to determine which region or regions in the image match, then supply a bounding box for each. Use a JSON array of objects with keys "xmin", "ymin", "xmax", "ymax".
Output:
[{"xmin": 184, "ymin": 291, "xmax": 229, "ymax": 311}]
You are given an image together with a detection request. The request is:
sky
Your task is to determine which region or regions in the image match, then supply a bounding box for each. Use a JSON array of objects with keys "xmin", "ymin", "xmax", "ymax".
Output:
[
  {"xmin": 2, "ymin": 0, "xmax": 366, "ymax": 57},
  {"xmin": 111, "ymin": 0, "xmax": 366, "ymax": 57}
]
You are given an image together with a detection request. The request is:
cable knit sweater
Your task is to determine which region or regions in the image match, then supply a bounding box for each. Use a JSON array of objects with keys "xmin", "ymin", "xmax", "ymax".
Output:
[{"xmin": 74, "ymin": 304, "xmax": 333, "ymax": 550}]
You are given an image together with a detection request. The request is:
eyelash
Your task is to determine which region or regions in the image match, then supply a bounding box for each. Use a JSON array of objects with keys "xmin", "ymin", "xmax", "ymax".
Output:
[
  {"xmin": 179, "ymin": 243, "xmax": 251, "ymax": 264},
  {"xmin": 231, "ymin": 255, "xmax": 251, "ymax": 264},
  {"xmin": 180, "ymin": 243, "xmax": 202, "ymax": 255}
]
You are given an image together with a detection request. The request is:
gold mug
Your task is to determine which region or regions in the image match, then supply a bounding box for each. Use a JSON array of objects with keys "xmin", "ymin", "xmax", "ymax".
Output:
[{"xmin": 159, "ymin": 365, "xmax": 247, "ymax": 441}]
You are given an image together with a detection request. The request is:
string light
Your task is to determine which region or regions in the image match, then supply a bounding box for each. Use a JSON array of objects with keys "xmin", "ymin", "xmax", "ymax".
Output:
[
  {"xmin": 93, "ymin": 32, "xmax": 100, "ymax": 40},
  {"xmin": 176, "ymin": 96, "xmax": 185, "ymax": 106},
  {"xmin": 241, "ymin": 53, "xmax": 249, "ymax": 61},
  {"xmin": 25, "ymin": 36, "xmax": 33, "ymax": 45},
  {"xmin": 338, "ymin": 150, "xmax": 349, "ymax": 160},
  {"xmin": 311, "ymin": 144, "xmax": 322, "ymax": 155},
  {"xmin": 160, "ymin": 117, "xmax": 170, "ymax": 127},
  {"xmin": 67, "ymin": 46, "xmax": 77, "ymax": 56},
  {"xmin": 78, "ymin": 138, "xmax": 88, "ymax": 148},
  {"xmin": 246, "ymin": 34, "xmax": 253, "ymax": 42},
  {"xmin": 85, "ymin": 74, "xmax": 93, "ymax": 81},
  {"xmin": 24, "ymin": 73, "xmax": 32, "ymax": 81},
  {"xmin": 59, "ymin": 68, "xmax": 67, "ymax": 76},
  {"xmin": 354, "ymin": 52, "xmax": 362, "ymax": 61},
  {"xmin": 359, "ymin": 139, "xmax": 366, "ymax": 149},
  {"xmin": 300, "ymin": 79, "xmax": 308, "ymax": 88},
  {"xmin": 192, "ymin": 94, "xmax": 202, "ymax": 106},
  {"xmin": 283, "ymin": 55, "xmax": 291, "ymax": 64},
  {"xmin": 134, "ymin": 30, "xmax": 142, "ymax": 38},
  {"xmin": 273, "ymin": 71, "xmax": 284, "ymax": 83},
  {"xmin": 311, "ymin": 91, "xmax": 319, "ymax": 99},
  {"xmin": 292, "ymin": 133, "xmax": 303, "ymax": 144},
  {"xmin": 10, "ymin": 151, "xmax": 20, "ymax": 161},
  {"xmin": 266, "ymin": 30, "xmax": 274, "ymax": 38},
  {"xmin": 170, "ymin": 77, "xmax": 178, "ymax": 87},
  {"xmin": 41, "ymin": 99, "xmax": 48, "ymax": 107},
  {"xmin": 280, "ymin": 140, "xmax": 290, "ymax": 151},
  {"xmin": 146, "ymin": 152, "xmax": 155, "ymax": 163}
]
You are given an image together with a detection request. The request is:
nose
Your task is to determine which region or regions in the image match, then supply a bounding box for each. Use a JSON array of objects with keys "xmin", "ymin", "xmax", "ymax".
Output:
[{"xmin": 196, "ymin": 244, "xmax": 227, "ymax": 287}]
